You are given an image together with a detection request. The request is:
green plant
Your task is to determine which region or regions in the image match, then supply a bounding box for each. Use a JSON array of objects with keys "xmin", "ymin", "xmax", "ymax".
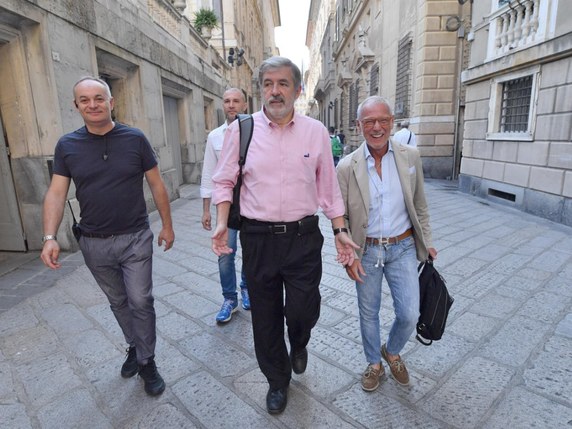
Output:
[{"xmin": 193, "ymin": 8, "xmax": 218, "ymax": 34}]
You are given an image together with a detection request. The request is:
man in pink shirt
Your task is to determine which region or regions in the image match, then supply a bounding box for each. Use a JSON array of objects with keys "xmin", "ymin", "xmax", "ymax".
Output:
[{"xmin": 211, "ymin": 56, "xmax": 358, "ymax": 414}]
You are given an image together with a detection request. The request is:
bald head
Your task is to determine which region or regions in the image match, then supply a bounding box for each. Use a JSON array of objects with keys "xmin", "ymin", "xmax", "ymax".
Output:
[{"xmin": 223, "ymin": 88, "xmax": 247, "ymax": 123}]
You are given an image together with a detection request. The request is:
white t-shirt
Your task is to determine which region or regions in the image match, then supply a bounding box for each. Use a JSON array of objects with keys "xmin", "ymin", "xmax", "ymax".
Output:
[{"xmin": 393, "ymin": 128, "xmax": 417, "ymax": 147}]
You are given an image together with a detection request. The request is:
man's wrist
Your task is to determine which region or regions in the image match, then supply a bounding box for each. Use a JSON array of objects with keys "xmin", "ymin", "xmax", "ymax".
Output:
[
  {"xmin": 42, "ymin": 234, "xmax": 57, "ymax": 243},
  {"xmin": 333, "ymin": 227, "xmax": 349, "ymax": 236}
]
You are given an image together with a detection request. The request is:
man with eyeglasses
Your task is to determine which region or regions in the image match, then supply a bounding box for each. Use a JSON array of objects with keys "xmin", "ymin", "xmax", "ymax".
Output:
[{"xmin": 336, "ymin": 96, "xmax": 437, "ymax": 391}]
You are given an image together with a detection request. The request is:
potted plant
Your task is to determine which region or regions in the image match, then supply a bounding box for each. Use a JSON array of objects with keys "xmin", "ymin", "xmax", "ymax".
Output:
[{"xmin": 193, "ymin": 8, "xmax": 218, "ymax": 38}]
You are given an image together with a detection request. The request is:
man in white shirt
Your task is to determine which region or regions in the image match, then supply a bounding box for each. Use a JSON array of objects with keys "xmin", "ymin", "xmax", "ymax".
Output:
[
  {"xmin": 393, "ymin": 120, "xmax": 417, "ymax": 147},
  {"xmin": 337, "ymin": 97, "xmax": 437, "ymax": 391},
  {"xmin": 200, "ymin": 88, "xmax": 249, "ymax": 323}
]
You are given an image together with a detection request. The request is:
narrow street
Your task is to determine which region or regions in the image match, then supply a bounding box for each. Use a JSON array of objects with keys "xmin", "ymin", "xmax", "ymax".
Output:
[{"xmin": 1, "ymin": 179, "xmax": 571, "ymax": 428}]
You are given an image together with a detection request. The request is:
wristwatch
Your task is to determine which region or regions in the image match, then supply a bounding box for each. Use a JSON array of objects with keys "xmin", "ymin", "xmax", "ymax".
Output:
[
  {"xmin": 332, "ymin": 227, "xmax": 349, "ymax": 235},
  {"xmin": 42, "ymin": 235, "xmax": 57, "ymax": 243}
]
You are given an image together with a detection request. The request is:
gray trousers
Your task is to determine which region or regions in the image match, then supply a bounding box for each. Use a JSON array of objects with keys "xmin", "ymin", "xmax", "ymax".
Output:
[{"xmin": 79, "ymin": 228, "xmax": 156, "ymax": 364}]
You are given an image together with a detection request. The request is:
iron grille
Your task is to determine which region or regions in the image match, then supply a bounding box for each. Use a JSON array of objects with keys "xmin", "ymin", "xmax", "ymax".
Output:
[
  {"xmin": 500, "ymin": 75, "xmax": 532, "ymax": 133},
  {"xmin": 395, "ymin": 36, "xmax": 412, "ymax": 119},
  {"xmin": 349, "ymin": 80, "xmax": 359, "ymax": 128},
  {"xmin": 370, "ymin": 63, "xmax": 379, "ymax": 96}
]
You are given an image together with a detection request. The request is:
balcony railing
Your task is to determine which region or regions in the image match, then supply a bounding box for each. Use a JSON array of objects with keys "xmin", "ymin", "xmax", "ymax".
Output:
[{"xmin": 486, "ymin": 0, "xmax": 556, "ymax": 61}]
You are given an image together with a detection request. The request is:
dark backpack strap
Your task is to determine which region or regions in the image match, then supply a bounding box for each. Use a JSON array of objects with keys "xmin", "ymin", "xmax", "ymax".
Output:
[{"xmin": 237, "ymin": 114, "xmax": 254, "ymax": 166}]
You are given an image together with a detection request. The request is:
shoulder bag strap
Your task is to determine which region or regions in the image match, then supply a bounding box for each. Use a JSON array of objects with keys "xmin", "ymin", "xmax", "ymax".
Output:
[
  {"xmin": 67, "ymin": 200, "xmax": 78, "ymax": 224},
  {"xmin": 237, "ymin": 114, "xmax": 254, "ymax": 167}
]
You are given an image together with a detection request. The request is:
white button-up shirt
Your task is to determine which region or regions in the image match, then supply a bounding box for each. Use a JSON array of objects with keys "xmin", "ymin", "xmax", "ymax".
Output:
[
  {"xmin": 200, "ymin": 121, "xmax": 229, "ymax": 199},
  {"xmin": 365, "ymin": 142, "xmax": 412, "ymax": 238}
]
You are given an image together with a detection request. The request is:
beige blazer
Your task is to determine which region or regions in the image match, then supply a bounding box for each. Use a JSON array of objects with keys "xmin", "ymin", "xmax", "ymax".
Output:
[{"xmin": 336, "ymin": 140, "xmax": 433, "ymax": 261}]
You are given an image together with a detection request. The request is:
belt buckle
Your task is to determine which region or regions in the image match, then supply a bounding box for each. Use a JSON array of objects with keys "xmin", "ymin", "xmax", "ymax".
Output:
[
  {"xmin": 380, "ymin": 238, "xmax": 389, "ymax": 245},
  {"xmin": 273, "ymin": 224, "xmax": 287, "ymax": 234}
]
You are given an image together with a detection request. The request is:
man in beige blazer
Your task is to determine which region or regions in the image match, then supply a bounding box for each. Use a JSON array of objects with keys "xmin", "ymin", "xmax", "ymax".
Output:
[{"xmin": 336, "ymin": 96, "xmax": 437, "ymax": 391}]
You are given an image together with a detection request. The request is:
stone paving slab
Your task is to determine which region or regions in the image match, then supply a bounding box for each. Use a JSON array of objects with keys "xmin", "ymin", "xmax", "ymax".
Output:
[{"xmin": 1, "ymin": 180, "xmax": 571, "ymax": 428}]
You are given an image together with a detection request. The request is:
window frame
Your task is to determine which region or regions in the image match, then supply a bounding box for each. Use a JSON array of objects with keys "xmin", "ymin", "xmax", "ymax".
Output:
[
  {"xmin": 486, "ymin": 66, "xmax": 540, "ymax": 141},
  {"xmin": 394, "ymin": 35, "xmax": 412, "ymax": 119}
]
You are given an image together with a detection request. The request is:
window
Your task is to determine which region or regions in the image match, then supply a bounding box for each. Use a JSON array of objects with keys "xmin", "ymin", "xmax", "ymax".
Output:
[
  {"xmin": 96, "ymin": 49, "xmax": 139, "ymax": 126},
  {"xmin": 334, "ymin": 100, "xmax": 338, "ymax": 129},
  {"xmin": 487, "ymin": 66, "xmax": 539, "ymax": 141},
  {"xmin": 340, "ymin": 95, "xmax": 345, "ymax": 131},
  {"xmin": 500, "ymin": 75, "xmax": 532, "ymax": 133},
  {"xmin": 369, "ymin": 63, "xmax": 379, "ymax": 96},
  {"xmin": 395, "ymin": 35, "xmax": 412, "ymax": 119},
  {"xmin": 349, "ymin": 80, "xmax": 359, "ymax": 128}
]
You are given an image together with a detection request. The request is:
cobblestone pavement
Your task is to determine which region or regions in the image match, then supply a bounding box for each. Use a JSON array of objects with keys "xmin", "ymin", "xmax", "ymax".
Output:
[{"xmin": 1, "ymin": 180, "xmax": 571, "ymax": 428}]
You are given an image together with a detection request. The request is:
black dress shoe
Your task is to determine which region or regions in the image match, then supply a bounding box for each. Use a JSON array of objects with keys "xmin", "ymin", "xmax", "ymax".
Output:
[
  {"xmin": 138, "ymin": 358, "xmax": 166, "ymax": 396},
  {"xmin": 266, "ymin": 387, "xmax": 288, "ymax": 414},
  {"xmin": 121, "ymin": 346, "xmax": 138, "ymax": 378},
  {"xmin": 290, "ymin": 348, "xmax": 308, "ymax": 374}
]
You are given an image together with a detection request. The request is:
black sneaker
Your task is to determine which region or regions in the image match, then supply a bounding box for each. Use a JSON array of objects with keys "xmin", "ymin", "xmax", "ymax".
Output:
[
  {"xmin": 138, "ymin": 358, "xmax": 166, "ymax": 396},
  {"xmin": 121, "ymin": 346, "xmax": 138, "ymax": 378}
]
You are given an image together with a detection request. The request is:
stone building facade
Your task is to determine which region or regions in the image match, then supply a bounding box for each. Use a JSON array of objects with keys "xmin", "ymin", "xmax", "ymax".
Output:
[
  {"xmin": 306, "ymin": 0, "xmax": 471, "ymax": 179},
  {"xmin": 0, "ymin": 0, "xmax": 278, "ymax": 252},
  {"xmin": 181, "ymin": 0, "xmax": 280, "ymax": 113},
  {"xmin": 460, "ymin": 0, "xmax": 572, "ymax": 226}
]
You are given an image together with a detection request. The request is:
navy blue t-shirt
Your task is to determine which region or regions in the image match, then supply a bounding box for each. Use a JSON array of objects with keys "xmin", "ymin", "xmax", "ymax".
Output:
[{"xmin": 53, "ymin": 123, "xmax": 158, "ymax": 235}]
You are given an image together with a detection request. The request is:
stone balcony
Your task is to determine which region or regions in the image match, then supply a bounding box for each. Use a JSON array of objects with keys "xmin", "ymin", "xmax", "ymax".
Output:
[{"xmin": 486, "ymin": 0, "xmax": 557, "ymax": 62}]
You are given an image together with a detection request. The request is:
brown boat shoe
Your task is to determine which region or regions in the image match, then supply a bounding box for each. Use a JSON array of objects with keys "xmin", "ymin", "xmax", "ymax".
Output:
[
  {"xmin": 361, "ymin": 363, "xmax": 385, "ymax": 391},
  {"xmin": 381, "ymin": 344, "xmax": 409, "ymax": 386}
]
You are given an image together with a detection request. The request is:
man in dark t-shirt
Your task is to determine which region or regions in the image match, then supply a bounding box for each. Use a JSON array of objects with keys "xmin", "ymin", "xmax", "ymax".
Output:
[{"xmin": 41, "ymin": 77, "xmax": 174, "ymax": 396}]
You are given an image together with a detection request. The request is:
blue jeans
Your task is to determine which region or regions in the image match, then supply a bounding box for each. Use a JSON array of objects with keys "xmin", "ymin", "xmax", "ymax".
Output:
[
  {"xmin": 356, "ymin": 236, "xmax": 419, "ymax": 364},
  {"xmin": 220, "ymin": 227, "xmax": 247, "ymax": 301}
]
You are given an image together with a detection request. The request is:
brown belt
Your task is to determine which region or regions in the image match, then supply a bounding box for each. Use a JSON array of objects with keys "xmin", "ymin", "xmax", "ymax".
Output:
[{"xmin": 365, "ymin": 228, "xmax": 413, "ymax": 246}]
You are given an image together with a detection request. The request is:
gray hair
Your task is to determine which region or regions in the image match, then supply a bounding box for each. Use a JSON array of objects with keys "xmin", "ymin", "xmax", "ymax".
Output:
[
  {"xmin": 356, "ymin": 96, "xmax": 394, "ymax": 119},
  {"xmin": 73, "ymin": 76, "xmax": 112, "ymax": 98},
  {"xmin": 258, "ymin": 56, "xmax": 301, "ymax": 90}
]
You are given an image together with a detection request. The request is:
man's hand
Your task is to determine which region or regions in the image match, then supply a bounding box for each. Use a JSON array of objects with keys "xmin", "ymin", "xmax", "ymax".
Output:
[
  {"xmin": 428, "ymin": 247, "xmax": 438, "ymax": 260},
  {"xmin": 334, "ymin": 232, "xmax": 360, "ymax": 267},
  {"xmin": 158, "ymin": 226, "xmax": 175, "ymax": 251},
  {"xmin": 345, "ymin": 259, "xmax": 366, "ymax": 283},
  {"xmin": 212, "ymin": 224, "xmax": 233, "ymax": 256},
  {"xmin": 202, "ymin": 211, "xmax": 212, "ymax": 231},
  {"xmin": 41, "ymin": 240, "xmax": 62, "ymax": 269}
]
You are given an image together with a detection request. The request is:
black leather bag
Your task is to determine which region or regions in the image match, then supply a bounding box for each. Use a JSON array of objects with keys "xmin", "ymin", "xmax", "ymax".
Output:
[
  {"xmin": 71, "ymin": 222, "xmax": 81, "ymax": 242},
  {"xmin": 416, "ymin": 260, "xmax": 454, "ymax": 346},
  {"xmin": 67, "ymin": 201, "xmax": 81, "ymax": 242},
  {"xmin": 227, "ymin": 114, "xmax": 254, "ymax": 230}
]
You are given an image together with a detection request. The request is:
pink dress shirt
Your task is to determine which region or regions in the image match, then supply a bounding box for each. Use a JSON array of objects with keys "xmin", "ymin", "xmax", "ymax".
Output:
[{"xmin": 212, "ymin": 109, "xmax": 345, "ymax": 222}]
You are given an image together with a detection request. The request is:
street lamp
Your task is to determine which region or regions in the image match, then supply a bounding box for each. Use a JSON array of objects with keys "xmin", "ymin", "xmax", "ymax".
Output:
[{"xmin": 228, "ymin": 48, "xmax": 245, "ymax": 66}]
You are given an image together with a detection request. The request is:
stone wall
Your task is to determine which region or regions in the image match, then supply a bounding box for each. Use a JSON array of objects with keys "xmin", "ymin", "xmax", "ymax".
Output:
[
  {"xmin": 461, "ymin": 33, "xmax": 572, "ymax": 226},
  {"xmin": 0, "ymin": 0, "xmax": 226, "ymax": 250}
]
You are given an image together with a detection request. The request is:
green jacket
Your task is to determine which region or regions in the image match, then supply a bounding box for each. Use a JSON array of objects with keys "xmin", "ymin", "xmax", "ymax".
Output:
[{"xmin": 330, "ymin": 135, "xmax": 343, "ymax": 157}]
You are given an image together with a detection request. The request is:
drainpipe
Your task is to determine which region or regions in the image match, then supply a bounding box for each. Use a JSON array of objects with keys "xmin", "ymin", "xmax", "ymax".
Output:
[{"xmin": 452, "ymin": 25, "xmax": 465, "ymax": 180}]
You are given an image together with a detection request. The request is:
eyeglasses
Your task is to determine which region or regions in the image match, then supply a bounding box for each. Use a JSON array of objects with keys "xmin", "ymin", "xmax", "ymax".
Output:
[{"xmin": 360, "ymin": 117, "xmax": 393, "ymax": 129}]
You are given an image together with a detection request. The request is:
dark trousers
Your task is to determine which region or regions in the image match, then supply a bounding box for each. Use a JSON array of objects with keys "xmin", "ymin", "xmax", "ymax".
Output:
[
  {"xmin": 240, "ymin": 216, "xmax": 323, "ymax": 389},
  {"xmin": 79, "ymin": 228, "xmax": 156, "ymax": 364}
]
